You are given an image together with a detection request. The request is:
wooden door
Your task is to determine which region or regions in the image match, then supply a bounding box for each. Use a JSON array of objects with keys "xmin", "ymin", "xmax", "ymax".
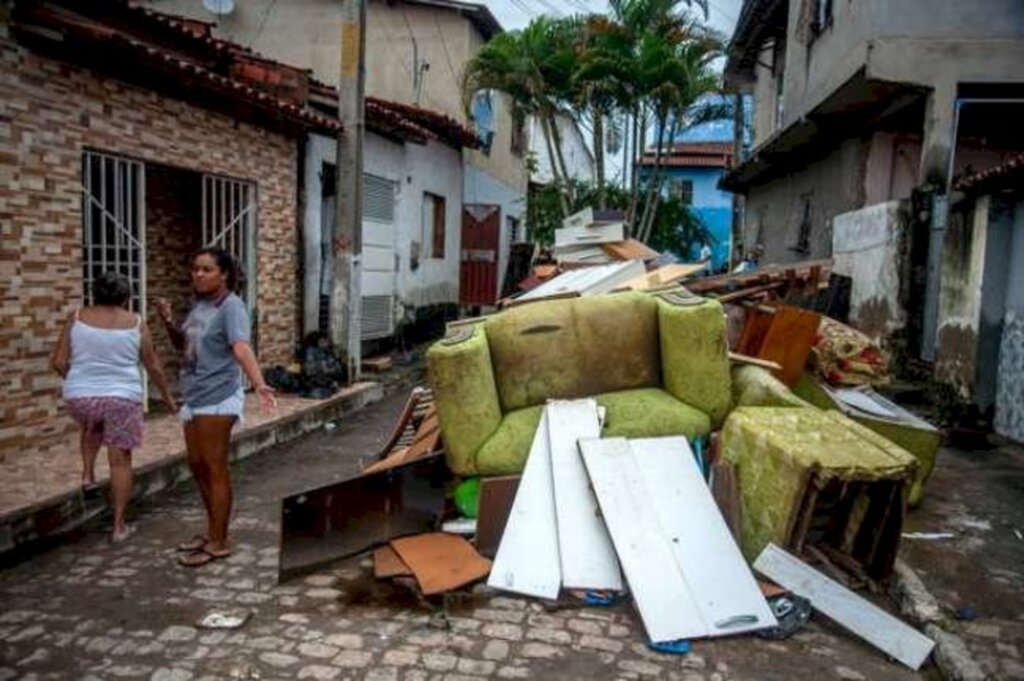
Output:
[{"xmin": 460, "ymin": 204, "xmax": 500, "ymax": 307}]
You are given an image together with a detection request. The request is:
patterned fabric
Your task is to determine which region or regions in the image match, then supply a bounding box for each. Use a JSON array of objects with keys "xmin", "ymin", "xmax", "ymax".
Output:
[
  {"xmin": 721, "ymin": 407, "xmax": 915, "ymax": 561},
  {"xmin": 812, "ymin": 317, "xmax": 889, "ymax": 386},
  {"xmin": 65, "ymin": 397, "xmax": 144, "ymax": 450},
  {"xmin": 732, "ymin": 365, "xmax": 812, "ymax": 409}
]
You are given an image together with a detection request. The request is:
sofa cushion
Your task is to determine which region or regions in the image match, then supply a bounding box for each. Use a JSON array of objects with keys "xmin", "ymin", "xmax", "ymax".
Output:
[
  {"xmin": 472, "ymin": 387, "xmax": 710, "ymax": 476},
  {"xmin": 485, "ymin": 292, "xmax": 660, "ymax": 412},
  {"xmin": 597, "ymin": 388, "xmax": 712, "ymax": 440}
]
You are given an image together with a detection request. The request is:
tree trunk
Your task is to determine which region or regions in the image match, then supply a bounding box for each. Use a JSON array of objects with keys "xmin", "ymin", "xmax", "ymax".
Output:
[
  {"xmin": 636, "ymin": 111, "xmax": 667, "ymax": 243},
  {"xmin": 639, "ymin": 115, "xmax": 679, "ymax": 243},
  {"xmin": 627, "ymin": 104, "xmax": 645, "ymax": 235},
  {"xmin": 548, "ymin": 112, "xmax": 575, "ymax": 207},
  {"xmin": 593, "ymin": 109, "xmax": 606, "ymax": 210},
  {"xmin": 540, "ymin": 114, "xmax": 570, "ymax": 217}
]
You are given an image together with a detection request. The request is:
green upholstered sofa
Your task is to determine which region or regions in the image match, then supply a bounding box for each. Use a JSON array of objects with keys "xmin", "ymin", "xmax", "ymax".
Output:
[{"xmin": 427, "ymin": 290, "xmax": 732, "ymax": 476}]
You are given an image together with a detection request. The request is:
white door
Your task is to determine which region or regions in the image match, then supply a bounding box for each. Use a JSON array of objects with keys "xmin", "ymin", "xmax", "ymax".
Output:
[{"xmin": 361, "ymin": 173, "xmax": 397, "ymax": 340}]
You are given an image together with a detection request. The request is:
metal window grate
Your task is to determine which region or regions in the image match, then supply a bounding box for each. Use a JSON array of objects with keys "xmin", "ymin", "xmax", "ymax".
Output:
[
  {"xmin": 82, "ymin": 151, "xmax": 146, "ymax": 312},
  {"xmin": 361, "ymin": 294, "xmax": 394, "ymax": 340}
]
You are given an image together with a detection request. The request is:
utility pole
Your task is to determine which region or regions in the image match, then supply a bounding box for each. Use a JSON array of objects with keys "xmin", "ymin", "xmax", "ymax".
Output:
[
  {"xmin": 730, "ymin": 92, "xmax": 746, "ymax": 270},
  {"xmin": 332, "ymin": 0, "xmax": 365, "ymax": 382}
]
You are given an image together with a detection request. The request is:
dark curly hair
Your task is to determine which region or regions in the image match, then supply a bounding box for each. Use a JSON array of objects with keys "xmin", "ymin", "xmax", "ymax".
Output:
[
  {"xmin": 194, "ymin": 247, "xmax": 244, "ymax": 292},
  {"xmin": 93, "ymin": 271, "xmax": 132, "ymax": 307}
]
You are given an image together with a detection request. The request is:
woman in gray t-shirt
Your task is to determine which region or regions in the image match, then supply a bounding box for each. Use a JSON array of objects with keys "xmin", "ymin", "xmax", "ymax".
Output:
[{"xmin": 156, "ymin": 248, "xmax": 276, "ymax": 568}]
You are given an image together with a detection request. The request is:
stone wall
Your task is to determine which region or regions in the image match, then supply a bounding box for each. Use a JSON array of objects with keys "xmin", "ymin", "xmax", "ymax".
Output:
[{"xmin": 0, "ymin": 31, "xmax": 300, "ymax": 461}]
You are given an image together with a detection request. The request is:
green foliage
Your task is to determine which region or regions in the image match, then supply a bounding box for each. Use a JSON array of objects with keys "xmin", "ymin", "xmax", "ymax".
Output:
[{"xmin": 528, "ymin": 180, "xmax": 713, "ymax": 259}]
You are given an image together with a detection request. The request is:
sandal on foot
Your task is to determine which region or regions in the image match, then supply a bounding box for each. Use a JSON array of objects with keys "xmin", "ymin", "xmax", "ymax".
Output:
[
  {"xmin": 178, "ymin": 547, "xmax": 232, "ymax": 568},
  {"xmin": 177, "ymin": 535, "xmax": 209, "ymax": 552},
  {"xmin": 110, "ymin": 525, "xmax": 136, "ymax": 544}
]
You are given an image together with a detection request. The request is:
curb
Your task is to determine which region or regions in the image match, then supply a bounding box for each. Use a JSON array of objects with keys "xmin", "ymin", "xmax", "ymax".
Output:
[
  {"xmin": 1, "ymin": 381, "xmax": 386, "ymax": 563},
  {"xmin": 892, "ymin": 559, "xmax": 988, "ymax": 681}
]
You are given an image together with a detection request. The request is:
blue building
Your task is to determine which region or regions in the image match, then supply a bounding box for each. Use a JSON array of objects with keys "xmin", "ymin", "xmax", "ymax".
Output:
[{"xmin": 637, "ymin": 117, "xmax": 736, "ymax": 272}]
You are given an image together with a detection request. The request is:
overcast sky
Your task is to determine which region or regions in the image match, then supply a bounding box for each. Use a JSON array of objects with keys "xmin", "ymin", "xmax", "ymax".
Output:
[{"xmin": 485, "ymin": 0, "xmax": 743, "ymax": 39}]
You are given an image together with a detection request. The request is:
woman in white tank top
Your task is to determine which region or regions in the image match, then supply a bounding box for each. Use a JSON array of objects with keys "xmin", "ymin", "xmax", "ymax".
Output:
[{"xmin": 51, "ymin": 272, "xmax": 177, "ymax": 543}]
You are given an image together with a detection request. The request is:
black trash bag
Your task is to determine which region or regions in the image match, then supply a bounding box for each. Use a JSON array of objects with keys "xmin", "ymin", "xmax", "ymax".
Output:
[
  {"xmin": 300, "ymin": 332, "xmax": 348, "ymax": 398},
  {"xmin": 264, "ymin": 365, "xmax": 301, "ymax": 394},
  {"xmin": 756, "ymin": 594, "xmax": 812, "ymax": 640}
]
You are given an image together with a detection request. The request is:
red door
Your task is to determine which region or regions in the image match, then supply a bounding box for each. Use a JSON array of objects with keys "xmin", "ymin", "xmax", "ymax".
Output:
[{"xmin": 460, "ymin": 204, "xmax": 501, "ymax": 306}]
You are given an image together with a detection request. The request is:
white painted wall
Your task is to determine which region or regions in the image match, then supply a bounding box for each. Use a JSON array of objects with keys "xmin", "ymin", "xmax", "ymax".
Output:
[
  {"xmin": 464, "ymin": 165, "xmax": 527, "ymax": 301},
  {"xmin": 303, "ymin": 131, "xmax": 463, "ymax": 335},
  {"xmin": 529, "ymin": 114, "xmax": 596, "ymax": 185},
  {"xmin": 831, "ymin": 201, "xmax": 905, "ymax": 339}
]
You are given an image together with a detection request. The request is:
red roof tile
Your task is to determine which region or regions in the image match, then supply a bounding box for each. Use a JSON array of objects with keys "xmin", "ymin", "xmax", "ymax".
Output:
[{"xmin": 956, "ymin": 151, "xmax": 1024, "ymax": 192}]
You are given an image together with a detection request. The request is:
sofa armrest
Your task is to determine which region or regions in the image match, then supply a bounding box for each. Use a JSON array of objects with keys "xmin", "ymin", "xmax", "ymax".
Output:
[
  {"xmin": 732, "ymin": 365, "xmax": 814, "ymax": 408},
  {"xmin": 656, "ymin": 294, "xmax": 732, "ymax": 428},
  {"xmin": 427, "ymin": 323, "xmax": 503, "ymax": 476}
]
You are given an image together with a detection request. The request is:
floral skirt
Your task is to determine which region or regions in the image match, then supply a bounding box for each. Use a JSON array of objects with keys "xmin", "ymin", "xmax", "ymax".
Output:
[{"xmin": 65, "ymin": 397, "xmax": 144, "ymax": 450}]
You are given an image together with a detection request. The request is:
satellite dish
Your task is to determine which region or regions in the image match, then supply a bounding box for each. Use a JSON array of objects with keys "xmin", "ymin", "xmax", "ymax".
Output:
[{"xmin": 203, "ymin": 0, "xmax": 235, "ymax": 16}]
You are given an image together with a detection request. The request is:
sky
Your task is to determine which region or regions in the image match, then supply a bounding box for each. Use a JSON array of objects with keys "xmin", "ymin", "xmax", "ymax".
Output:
[{"xmin": 485, "ymin": 0, "xmax": 743, "ymax": 39}]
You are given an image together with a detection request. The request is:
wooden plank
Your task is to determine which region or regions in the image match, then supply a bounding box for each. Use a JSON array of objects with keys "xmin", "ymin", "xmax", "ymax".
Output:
[
  {"xmin": 633, "ymin": 437, "xmax": 777, "ymax": 638},
  {"xmin": 361, "ymin": 355, "xmax": 393, "ymax": 373},
  {"xmin": 710, "ymin": 461, "xmax": 742, "ymax": 544},
  {"xmin": 756, "ymin": 305, "xmax": 822, "ymax": 387},
  {"xmin": 579, "ymin": 438, "xmax": 704, "ymax": 642},
  {"xmin": 476, "ymin": 475, "xmax": 521, "ymax": 558},
  {"xmin": 390, "ymin": 533, "xmax": 492, "ymax": 595},
  {"xmin": 728, "ymin": 352, "xmax": 782, "ymax": 372},
  {"xmin": 547, "ymin": 400, "xmax": 623, "ymax": 591},
  {"xmin": 754, "ymin": 543, "xmax": 934, "ymax": 670},
  {"xmin": 487, "ymin": 411, "xmax": 562, "ymax": 599},
  {"xmin": 373, "ymin": 545, "xmax": 412, "ymax": 579}
]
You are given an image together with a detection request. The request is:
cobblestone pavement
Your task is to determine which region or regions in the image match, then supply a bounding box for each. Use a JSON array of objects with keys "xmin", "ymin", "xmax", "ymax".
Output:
[
  {"xmin": 1, "ymin": 391, "xmax": 930, "ymax": 681},
  {"xmin": 901, "ymin": 440, "xmax": 1024, "ymax": 681}
]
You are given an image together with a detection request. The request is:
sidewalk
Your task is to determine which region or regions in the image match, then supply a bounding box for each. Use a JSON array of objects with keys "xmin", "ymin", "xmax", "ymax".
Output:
[{"xmin": 0, "ymin": 383, "xmax": 383, "ymax": 557}]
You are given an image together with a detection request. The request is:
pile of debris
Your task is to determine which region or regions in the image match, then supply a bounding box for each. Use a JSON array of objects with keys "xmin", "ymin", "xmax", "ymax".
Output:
[{"xmin": 277, "ymin": 278, "xmax": 944, "ymax": 673}]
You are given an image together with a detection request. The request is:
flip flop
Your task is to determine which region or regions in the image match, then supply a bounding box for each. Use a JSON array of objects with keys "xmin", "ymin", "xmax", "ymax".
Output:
[
  {"xmin": 178, "ymin": 547, "xmax": 232, "ymax": 568},
  {"xmin": 110, "ymin": 525, "xmax": 137, "ymax": 544},
  {"xmin": 177, "ymin": 535, "xmax": 209, "ymax": 552}
]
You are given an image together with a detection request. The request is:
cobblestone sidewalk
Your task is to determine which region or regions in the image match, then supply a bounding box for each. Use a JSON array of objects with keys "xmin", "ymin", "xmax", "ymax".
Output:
[{"xmin": 0, "ymin": 391, "xmax": 928, "ymax": 681}]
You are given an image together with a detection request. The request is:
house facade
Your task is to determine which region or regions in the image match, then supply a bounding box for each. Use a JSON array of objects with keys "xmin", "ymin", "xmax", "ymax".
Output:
[
  {"xmin": 723, "ymin": 0, "xmax": 1024, "ymax": 353},
  {"xmin": 638, "ymin": 120, "xmax": 735, "ymax": 271},
  {"xmin": 148, "ymin": 0, "xmax": 530, "ymax": 307},
  {"xmin": 528, "ymin": 113, "xmax": 596, "ymax": 188},
  {"xmin": 0, "ymin": 1, "xmax": 334, "ymax": 460}
]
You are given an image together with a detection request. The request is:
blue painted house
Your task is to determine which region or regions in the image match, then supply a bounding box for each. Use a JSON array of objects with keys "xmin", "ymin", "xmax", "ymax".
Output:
[{"xmin": 638, "ymin": 118, "xmax": 735, "ymax": 272}]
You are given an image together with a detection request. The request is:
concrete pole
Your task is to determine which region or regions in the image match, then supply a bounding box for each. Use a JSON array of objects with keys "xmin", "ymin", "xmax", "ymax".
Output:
[
  {"xmin": 730, "ymin": 92, "xmax": 746, "ymax": 270},
  {"xmin": 332, "ymin": 0, "xmax": 365, "ymax": 382}
]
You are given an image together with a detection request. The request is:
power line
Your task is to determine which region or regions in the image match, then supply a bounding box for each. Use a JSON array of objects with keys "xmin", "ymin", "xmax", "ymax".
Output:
[
  {"xmin": 433, "ymin": 13, "xmax": 461, "ymax": 94},
  {"xmin": 250, "ymin": 0, "xmax": 279, "ymax": 47}
]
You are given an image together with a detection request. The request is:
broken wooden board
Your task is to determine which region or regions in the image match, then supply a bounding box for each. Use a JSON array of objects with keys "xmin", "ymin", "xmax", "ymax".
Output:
[
  {"xmin": 277, "ymin": 453, "xmax": 449, "ymax": 582},
  {"xmin": 363, "ymin": 413, "xmax": 440, "ymax": 474},
  {"xmin": 361, "ymin": 355, "xmax": 394, "ymax": 373},
  {"xmin": 475, "ymin": 475, "xmax": 521, "ymax": 558},
  {"xmin": 578, "ymin": 437, "xmax": 703, "ymax": 642},
  {"xmin": 755, "ymin": 305, "xmax": 822, "ymax": 387},
  {"xmin": 373, "ymin": 545, "xmax": 412, "ymax": 579},
  {"xmin": 487, "ymin": 411, "xmax": 562, "ymax": 599},
  {"xmin": 390, "ymin": 533, "xmax": 492, "ymax": 595},
  {"xmin": 547, "ymin": 400, "xmax": 623, "ymax": 591},
  {"xmin": 632, "ymin": 437, "xmax": 776, "ymax": 638},
  {"xmin": 754, "ymin": 543, "xmax": 935, "ymax": 670}
]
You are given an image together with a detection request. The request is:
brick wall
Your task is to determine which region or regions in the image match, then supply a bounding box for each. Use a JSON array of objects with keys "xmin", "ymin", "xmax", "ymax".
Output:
[{"xmin": 0, "ymin": 31, "xmax": 300, "ymax": 462}]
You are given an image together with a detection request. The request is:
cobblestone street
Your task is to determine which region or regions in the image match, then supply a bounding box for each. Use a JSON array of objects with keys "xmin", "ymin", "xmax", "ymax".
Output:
[{"xmin": 0, "ymin": 391, "xmax": 939, "ymax": 681}]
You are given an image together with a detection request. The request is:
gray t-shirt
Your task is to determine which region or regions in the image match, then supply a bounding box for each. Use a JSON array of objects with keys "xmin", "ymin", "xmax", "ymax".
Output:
[{"xmin": 180, "ymin": 293, "xmax": 251, "ymax": 407}]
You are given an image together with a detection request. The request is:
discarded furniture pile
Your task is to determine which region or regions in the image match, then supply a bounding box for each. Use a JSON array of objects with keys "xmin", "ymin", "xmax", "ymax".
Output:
[{"xmin": 277, "ymin": 281, "xmax": 943, "ymax": 672}]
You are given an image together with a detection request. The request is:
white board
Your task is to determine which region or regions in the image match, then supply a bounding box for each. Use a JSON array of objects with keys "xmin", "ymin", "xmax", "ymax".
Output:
[
  {"xmin": 579, "ymin": 438, "xmax": 704, "ymax": 642},
  {"xmin": 486, "ymin": 411, "xmax": 562, "ymax": 599},
  {"xmin": 754, "ymin": 543, "xmax": 935, "ymax": 670},
  {"xmin": 632, "ymin": 437, "xmax": 778, "ymax": 637},
  {"xmin": 547, "ymin": 400, "xmax": 623, "ymax": 591}
]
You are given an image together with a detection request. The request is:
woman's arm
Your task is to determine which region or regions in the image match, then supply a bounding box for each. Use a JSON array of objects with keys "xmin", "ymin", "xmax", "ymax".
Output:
[
  {"xmin": 232, "ymin": 341, "xmax": 276, "ymax": 412},
  {"xmin": 154, "ymin": 297, "xmax": 185, "ymax": 352},
  {"xmin": 140, "ymin": 323, "xmax": 178, "ymax": 412},
  {"xmin": 50, "ymin": 312, "xmax": 74, "ymax": 378}
]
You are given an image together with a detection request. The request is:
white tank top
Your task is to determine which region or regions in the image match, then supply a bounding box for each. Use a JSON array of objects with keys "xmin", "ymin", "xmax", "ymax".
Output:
[{"xmin": 63, "ymin": 312, "xmax": 144, "ymax": 403}]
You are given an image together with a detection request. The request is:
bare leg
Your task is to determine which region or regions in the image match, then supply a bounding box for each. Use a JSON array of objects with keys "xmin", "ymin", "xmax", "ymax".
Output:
[
  {"xmin": 107, "ymin": 447, "xmax": 133, "ymax": 540},
  {"xmin": 80, "ymin": 427, "xmax": 101, "ymax": 486},
  {"xmin": 191, "ymin": 416, "xmax": 235, "ymax": 555},
  {"xmin": 184, "ymin": 421, "xmax": 213, "ymax": 516}
]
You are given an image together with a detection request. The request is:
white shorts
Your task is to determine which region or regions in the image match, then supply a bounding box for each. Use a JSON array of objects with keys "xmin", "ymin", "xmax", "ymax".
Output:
[{"xmin": 179, "ymin": 387, "xmax": 245, "ymax": 428}]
